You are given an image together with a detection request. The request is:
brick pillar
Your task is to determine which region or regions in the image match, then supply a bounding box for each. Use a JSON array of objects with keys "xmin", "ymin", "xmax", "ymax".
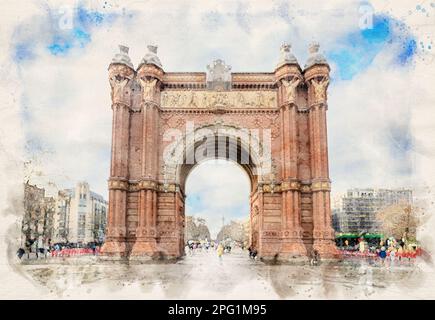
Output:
[
  {"xmin": 275, "ymin": 59, "xmax": 306, "ymax": 258},
  {"xmin": 305, "ymin": 63, "xmax": 338, "ymax": 258},
  {"xmin": 101, "ymin": 60, "xmax": 134, "ymax": 257},
  {"xmin": 131, "ymin": 63, "xmax": 163, "ymax": 258}
]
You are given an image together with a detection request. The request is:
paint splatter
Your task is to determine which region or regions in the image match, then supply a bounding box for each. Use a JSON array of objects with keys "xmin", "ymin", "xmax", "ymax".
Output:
[
  {"xmin": 327, "ymin": 14, "xmax": 418, "ymax": 80},
  {"xmin": 12, "ymin": 4, "xmax": 131, "ymax": 63}
]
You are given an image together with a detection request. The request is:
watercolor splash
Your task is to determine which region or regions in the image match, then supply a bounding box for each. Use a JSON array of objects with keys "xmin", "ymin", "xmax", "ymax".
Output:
[
  {"xmin": 327, "ymin": 14, "xmax": 417, "ymax": 80},
  {"xmin": 12, "ymin": 4, "xmax": 131, "ymax": 62}
]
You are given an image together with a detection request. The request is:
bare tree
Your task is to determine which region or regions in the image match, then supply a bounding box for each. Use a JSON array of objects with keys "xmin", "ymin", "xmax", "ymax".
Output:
[
  {"xmin": 376, "ymin": 204, "xmax": 419, "ymax": 240},
  {"xmin": 185, "ymin": 216, "xmax": 211, "ymax": 241},
  {"xmin": 216, "ymin": 220, "xmax": 249, "ymax": 244}
]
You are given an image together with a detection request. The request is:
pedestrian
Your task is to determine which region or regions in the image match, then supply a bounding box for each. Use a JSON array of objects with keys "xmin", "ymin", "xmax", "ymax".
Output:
[
  {"xmin": 24, "ymin": 239, "xmax": 33, "ymax": 259},
  {"xmin": 310, "ymin": 249, "xmax": 320, "ymax": 266},
  {"xmin": 248, "ymin": 246, "xmax": 257, "ymax": 260},
  {"xmin": 344, "ymin": 239, "xmax": 349, "ymax": 250},
  {"xmin": 217, "ymin": 243, "xmax": 224, "ymax": 260},
  {"xmin": 359, "ymin": 238, "xmax": 366, "ymax": 253},
  {"xmin": 397, "ymin": 245, "xmax": 403, "ymax": 262},
  {"xmin": 379, "ymin": 246, "xmax": 387, "ymax": 266},
  {"xmin": 389, "ymin": 247, "xmax": 396, "ymax": 270},
  {"xmin": 16, "ymin": 248, "xmax": 25, "ymax": 260},
  {"xmin": 399, "ymin": 237, "xmax": 405, "ymax": 249}
]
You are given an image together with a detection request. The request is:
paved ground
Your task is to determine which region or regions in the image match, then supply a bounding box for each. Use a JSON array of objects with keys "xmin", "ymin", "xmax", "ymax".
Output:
[{"xmin": 15, "ymin": 248, "xmax": 434, "ymax": 299}]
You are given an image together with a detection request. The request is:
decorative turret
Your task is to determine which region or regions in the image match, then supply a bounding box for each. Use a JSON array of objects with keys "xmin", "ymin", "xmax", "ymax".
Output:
[
  {"xmin": 275, "ymin": 42, "xmax": 307, "ymax": 258},
  {"xmin": 303, "ymin": 42, "xmax": 337, "ymax": 258},
  {"xmin": 111, "ymin": 45, "xmax": 134, "ymax": 69},
  {"xmin": 138, "ymin": 45, "xmax": 163, "ymax": 70},
  {"xmin": 102, "ymin": 44, "xmax": 135, "ymax": 257},
  {"xmin": 274, "ymin": 42, "xmax": 303, "ymax": 107},
  {"xmin": 276, "ymin": 42, "xmax": 299, "ymax": 68},
  {"xmin": 304, "ymin": 42, "xmax": 328, "ymax": 69},
  {"xmin": 303, "ymin": 42, "xmax": 330, "ymax": 108},
  {"xmin": 136, "ymin": 45, "xmax": 164, "ymax": 105},
  {"xmin": 131, "ymin": 44, "xmax": 164, "ymax": 258},
  {"xmin": 108, "ymin": 45, "xmax": 135, "ymax": 107}
]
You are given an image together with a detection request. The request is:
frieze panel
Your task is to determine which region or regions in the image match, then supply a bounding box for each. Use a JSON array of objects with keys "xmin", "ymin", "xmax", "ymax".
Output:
[
  {"xmin": 231, "ymin": 73, "xmax": 275, "ymax": 83},
  {"xmin": 163, "ymin": 73, "xmax": 206, "ymax": 83},
  {"xmin": 160, "ymin": 90, "xmax": 277, "ymax": 110}
]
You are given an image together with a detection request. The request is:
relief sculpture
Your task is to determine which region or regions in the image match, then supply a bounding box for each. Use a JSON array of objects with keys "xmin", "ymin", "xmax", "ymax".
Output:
[{"xmin": 160, "ymin": 90, "xmax": 277, "ymax": 109}]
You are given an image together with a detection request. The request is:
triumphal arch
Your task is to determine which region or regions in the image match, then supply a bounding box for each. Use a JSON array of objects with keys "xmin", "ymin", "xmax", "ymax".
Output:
[{"xmin": 101, "ymin": 43, "xmax": 337, "ymax": 261}]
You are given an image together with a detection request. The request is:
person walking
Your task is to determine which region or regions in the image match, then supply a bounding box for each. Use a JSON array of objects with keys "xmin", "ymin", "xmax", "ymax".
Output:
[
  {"xmin": 217, "ymin": 243, "xmax": 224, "ymax": 261},
  {"xmin": 379, "ymin": 246, "xmax": 387, "ymax": 266},
  {"xmin": 310, "ymin": 249, "xmax": 320, "ymax": 266},
  {"xmin": 389, "ymin": 247, "xmax": 396, "ymax": 270},
  {"xmin": 91, "ymin": 242, "xmax": 97, "ymax": 256},
  {"xmin": 359, "ymin": 238, "xmax": 366, "ymax": 253}
]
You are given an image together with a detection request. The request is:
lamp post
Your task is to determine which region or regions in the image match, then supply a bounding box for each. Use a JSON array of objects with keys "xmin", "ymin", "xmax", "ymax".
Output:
[{"xmin": 404, "ymin": 205, "xmax": 411, "ymax": 240}]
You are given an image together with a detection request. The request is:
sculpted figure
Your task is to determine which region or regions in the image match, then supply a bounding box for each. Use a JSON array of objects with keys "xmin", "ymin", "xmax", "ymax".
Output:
[
  {"xmin": 236, "ymin": 92, "xmax": 245, "ymax": 106},
  {"xmin": 173, "ymin": 93, "xmax": 181, "ymax": 106},
  {"xmin": 109, "ymin": 74, "xmax": 130, "ymax": 103},
  {"xmin": 178, "ymin": 92, "xmax": 186, "ymax": 107},
  {"xmin": 311, "ymin": 76, "xmax": 329, "ymax": 102},
  {"xmin": 139, "ymin": 78, "xmax": 158, "ymax": 101},
  {"xmin": 222, "ymin": 93, "xmax": 229, "ymax": 106},
  {"xmin": 161, "ymin": 91, "xmax": 169, "ymax": 106},
  {"xmin": 256, "ymin": 92, "xmax": 265, "ymax": 107},
  {"xmin": 192, "ymin": 92, "xmax": 200, "ymax": 108},
  {"xmin": 281, "ymin": 77, "xmax": 300, "ymax": 103},
  {"xmin": 202, "ymin": 93, "xmax": 208, "ymax": 108},
  {"xmin": 267, "ymin": 95, "xmax": 276, "ymax": 108},
  {"xmin": 249, "ymin": 93, "xmax": 257, "ymax": 107},
  {"xmin": 210, "ymin": 93, "xmax": 217, "ymax": 106},
  {"xmin": 186, "ymin": 91, "xmax": 197, "ymax": 107}
]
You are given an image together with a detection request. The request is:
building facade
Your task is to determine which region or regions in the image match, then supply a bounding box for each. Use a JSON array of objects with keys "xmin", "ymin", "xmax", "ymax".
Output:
[
  {"xmin": 22, "ymin": 182, "xmax": 55, "ymax": 247},
  {"xmin": 338, "ymin": 188, "xmax": 413, "ymax": 233},
  {"xmin": 332, "ymin": 208, "xmax": 347, "ymax": 233},
  {"xmin": 102, "ymin": 42, "xmax": 338, "ymax": 260},
  {"xmin": 53, "ymin": 182, "xmax": 108, "ymax": 245}
]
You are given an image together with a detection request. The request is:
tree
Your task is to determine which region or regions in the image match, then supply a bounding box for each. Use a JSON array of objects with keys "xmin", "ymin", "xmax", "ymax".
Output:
[
  {"xmin": 185, "ymin": 216, "xmax": 211, "ymax": 241},
  {"xmin": 22, "ymin": 182, "xmax": 56, "ymax": 247},
  {"xmin": 376, "ymin": 204, "xmax": 419, "ymax": 240},
  {"xmin": 216, "ymin": 219, "xmax": 249, "ymax": 244}
]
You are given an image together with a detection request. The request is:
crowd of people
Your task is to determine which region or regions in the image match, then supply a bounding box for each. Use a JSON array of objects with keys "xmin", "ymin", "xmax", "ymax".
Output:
[
  {"xmin": 184, "ymin": 239, "xmax": 263, "ymax": 263},
  {"xmin": 18, "ymin": 235, "xmax": 424, "ymax": 267},
  {"xmin": 338, "ymin": 236, "xmax": 422, "ymax": 267},
  {"xmin": 17, "ymin": 239, "xmax": 101, "ymax": 260},
  {"xmin": 184, "ymin": 240, "xmax": 233, "ymax": 256}
]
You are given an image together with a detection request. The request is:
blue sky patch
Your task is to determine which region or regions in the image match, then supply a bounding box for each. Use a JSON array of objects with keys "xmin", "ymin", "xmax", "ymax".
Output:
[
  {"xmin": 46, "ymin": 6, "xmax": 116, "ymax": 56},
  {"xmin": 327, "ymin": 14, "xmax": 417, "ymax": 80},
  {"xmin": 397, "ymin": 38, "xmax": 417, "ymax": 65},
  {"xmin": 77, "ymin": 6, "xmax": 105, "ymax": 27},
  {"xmin": 12, "ymin": 4, "xmax": 122, "ymax": 63},
  {"xmin": 14, "ymin": 43, "xmax": 35, "ymax": 62}
]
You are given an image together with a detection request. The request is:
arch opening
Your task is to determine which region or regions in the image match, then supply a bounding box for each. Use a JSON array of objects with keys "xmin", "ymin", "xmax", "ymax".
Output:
[
  {"xmin": 184, "ymin": 159, "xmax": 251, "ymax": 245},
  {"xmin": 178, "ymin": 134, "xmax": 259, "ymax": 194},
  {"xmin": 170, "ymin": 130, "xmax": 263, "ymax": 254},
  {"xmin": 161, "ymin": 124, "xmax": 270, "ymax": 195}
]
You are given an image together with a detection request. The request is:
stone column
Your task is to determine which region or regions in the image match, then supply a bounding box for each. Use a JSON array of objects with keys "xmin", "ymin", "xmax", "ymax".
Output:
[
  {"xmin": 101, "ymin": 46, "xmax": 134, "ymax": 257},
  {"xmin": 274, "ymin": 43, "xmax": 306, "ymax": 258},
  {"xmin": 304, "ymin": 43, "xmax": 337, "ymax": 258},
  {"xmin": 131, "ymin": 53, "xmax": 164, "ymax": 258}
]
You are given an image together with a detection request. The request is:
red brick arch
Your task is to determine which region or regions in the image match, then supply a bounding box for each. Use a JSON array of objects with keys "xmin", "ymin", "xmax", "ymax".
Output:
[{"xmin": 102, "ymin": 47, "xmax": 338, "ymax": 261}]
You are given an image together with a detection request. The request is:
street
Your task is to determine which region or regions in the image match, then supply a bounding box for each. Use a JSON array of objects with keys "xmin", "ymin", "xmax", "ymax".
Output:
[{"xmin": 15, "ymin": 247, "xmax": 434, "ymax": 299}]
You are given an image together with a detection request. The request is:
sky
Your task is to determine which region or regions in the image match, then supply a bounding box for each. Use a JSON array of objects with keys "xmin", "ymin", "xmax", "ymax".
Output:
[
  {"xmin": 1, "ymin": 0, "xmax": 435, "ymax": 237},
  {"xmin": 185, "ymin": 160, "xmax": 250, "ymax": 238}
]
